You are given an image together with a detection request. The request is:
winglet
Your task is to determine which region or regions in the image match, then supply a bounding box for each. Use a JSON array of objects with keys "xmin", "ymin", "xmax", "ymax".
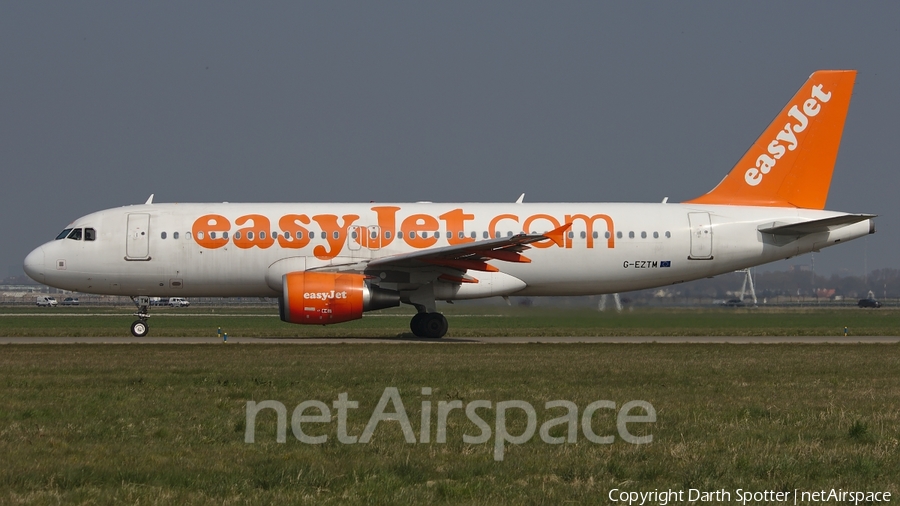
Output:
[
  {"xmin": 543, "ymin": 223, "xmax": 572, "ymax": 247},
  {"xmin": 515, "ymin": 193, "xmax": 525, "ymax": 204},
  {"xmin": 686, "ymin": 70, "xmax": 856, "ymax": 209},
  {"xmin": 144, "ymin": 194, "xmax": 155, "ymax": 205}
]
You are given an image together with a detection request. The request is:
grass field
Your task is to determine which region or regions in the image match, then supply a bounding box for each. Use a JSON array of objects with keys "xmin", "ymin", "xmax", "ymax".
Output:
[
  {"xmin": 1, "ymin": 343, "xmax": 899, "ymax": 504},
  {"xmin": 1, "ymin": 305, "xmax": 899, "ymax": 337},
  {"xmin": 2, "ymin": 307, "xmax": 899, "ymax": 504}
]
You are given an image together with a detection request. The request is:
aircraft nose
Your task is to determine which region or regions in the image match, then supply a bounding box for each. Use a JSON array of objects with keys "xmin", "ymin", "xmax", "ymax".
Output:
[{"xmin": 23, "ymin": 246, "xmax": 45, "ymax": 284}]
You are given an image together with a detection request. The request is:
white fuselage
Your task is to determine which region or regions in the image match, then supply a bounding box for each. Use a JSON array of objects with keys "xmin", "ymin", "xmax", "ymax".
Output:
[{"xmin": 24, "ymin": 202, "xmax": 873, "ymax": 299}]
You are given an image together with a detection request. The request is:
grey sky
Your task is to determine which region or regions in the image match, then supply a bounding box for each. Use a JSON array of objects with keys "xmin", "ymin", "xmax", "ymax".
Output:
[{"xmin": 2, "ymin": 3, "xmax": 898, "ymax": 279}]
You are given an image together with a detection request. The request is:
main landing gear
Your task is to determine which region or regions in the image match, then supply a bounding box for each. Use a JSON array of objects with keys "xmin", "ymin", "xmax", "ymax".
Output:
[
  {"xmin": 410, "ymin": 312, "xmax": 448, "ymax": 339},
  {"xmin": 130, "ymin": 296, "xmax": 151, "ymax": 337}
]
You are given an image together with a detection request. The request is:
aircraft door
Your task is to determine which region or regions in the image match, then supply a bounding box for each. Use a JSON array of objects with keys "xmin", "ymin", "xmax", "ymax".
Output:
[
  {"xmin": 126, "ymin": 213, "xmax": 151, "ymax": 260},
  {"xmin": 367, "ymin": 226, "xmax": 381, "ymax": 251},
  {"xmin": 348, "ymin": 226, "xmax": 362, "ymax": 251},
  {"xmin": 347, "ymin": 225, "xmax": 381, "ymax": 258},
  {"xmin": 688, "ymin": 212, "xmax": 713, "ymax": 260}
]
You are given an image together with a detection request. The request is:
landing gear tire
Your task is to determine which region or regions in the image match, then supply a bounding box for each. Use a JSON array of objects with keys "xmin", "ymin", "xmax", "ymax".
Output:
[
  {"xmin": 411, "ymin": 312, "xmax": 447, "ymax": 339},
  {"xmin": 131, "ymin": 319, "xmax": 149, "ymax": 337},
  {"xmin": 130, "ymin": 296, "xmax": 151, "ymax": 337},
  {"xmin": 410, "ymin": 313, "xmax": 427, "ymax": 337}
]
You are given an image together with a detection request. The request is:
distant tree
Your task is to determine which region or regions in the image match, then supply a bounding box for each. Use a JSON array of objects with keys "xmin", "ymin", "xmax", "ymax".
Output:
[
  {"xmin": 869, "ymin": 269, "xmax": 900, "ymax": 298},
  {"xmin": 624, "ymin": 267, "xmax": 894, "ymax": 303}
]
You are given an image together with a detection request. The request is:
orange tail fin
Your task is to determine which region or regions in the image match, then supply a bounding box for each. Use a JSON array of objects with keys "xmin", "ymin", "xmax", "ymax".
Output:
[{"xmin": 686, "ymin": 70, "xmax": 856, "ymax": 209}]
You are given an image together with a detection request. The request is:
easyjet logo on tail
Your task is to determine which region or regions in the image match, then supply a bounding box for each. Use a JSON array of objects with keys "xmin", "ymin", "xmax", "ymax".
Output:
[{"xmin": 744, "ymin": 84, "xmax": 832, "ymax": 187}]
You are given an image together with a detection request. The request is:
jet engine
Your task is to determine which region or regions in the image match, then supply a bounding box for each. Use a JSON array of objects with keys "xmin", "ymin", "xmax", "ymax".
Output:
[{"xmin": 279, "ymin": 272, "xmax": 399, "ymax": 324}]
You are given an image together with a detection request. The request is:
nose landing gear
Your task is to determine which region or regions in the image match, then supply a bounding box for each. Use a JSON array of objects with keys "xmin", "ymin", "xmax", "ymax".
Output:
[
  {"xmin": 131, "ymin": 319, "xmax": 149, "ymax": 337},
  {"xmin": 130, "ymin": 296, "xmax": 151, "ymax": 337}
]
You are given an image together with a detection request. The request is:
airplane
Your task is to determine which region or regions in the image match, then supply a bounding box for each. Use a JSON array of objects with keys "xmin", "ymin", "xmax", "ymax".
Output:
[{"xmin": 23, "ymin": 70, "xmax": 875, "ymax": 339}]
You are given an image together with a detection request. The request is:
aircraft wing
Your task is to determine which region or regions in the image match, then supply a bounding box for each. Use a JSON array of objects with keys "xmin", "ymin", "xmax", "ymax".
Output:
[
  {"xmin": 363, "ymin": 223, "xmax": 572, "ymax": 278},
  {"xmin": 758, "ymin": 214, "xmax": 876, "ymax": 236}
]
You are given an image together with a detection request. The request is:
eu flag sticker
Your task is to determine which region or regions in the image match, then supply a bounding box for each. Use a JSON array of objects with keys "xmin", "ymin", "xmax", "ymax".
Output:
[{"xmin": 660, "ymin": 261, "xmax": 671, "ymax": 268}]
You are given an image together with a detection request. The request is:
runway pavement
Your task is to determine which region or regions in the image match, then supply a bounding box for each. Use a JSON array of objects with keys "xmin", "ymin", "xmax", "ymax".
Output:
[{"xmin": 1, "ymin": 336, "xmax": 899, "ymax": 344}]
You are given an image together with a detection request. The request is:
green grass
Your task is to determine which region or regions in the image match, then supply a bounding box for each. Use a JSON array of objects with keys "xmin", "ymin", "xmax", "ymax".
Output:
[
  {"xmin": 1, "ymin": 305, "xmax": 899, "ymax": 337},
  {"xmin": 1, "ymin": 344, "xmax": 899, "ymax": 504}
]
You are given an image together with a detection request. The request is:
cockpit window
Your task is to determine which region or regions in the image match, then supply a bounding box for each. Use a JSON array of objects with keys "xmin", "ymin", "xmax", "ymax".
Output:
[
  {"xmin": 67, "ymin": 228, "xmax": 83, "ymax": 241},
  {"xmin": 56, "ymin": 228, "xmax": 73, "ymax": 240},
  {"xmin": 85, "ymin": 228, "xmax": 96, "ymax": 241}
]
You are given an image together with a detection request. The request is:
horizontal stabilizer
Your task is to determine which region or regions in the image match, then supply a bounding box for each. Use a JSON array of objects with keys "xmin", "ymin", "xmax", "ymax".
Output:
[{"xmin": 758, "ymin": 214, "xmax": 876, "ymax": 236}]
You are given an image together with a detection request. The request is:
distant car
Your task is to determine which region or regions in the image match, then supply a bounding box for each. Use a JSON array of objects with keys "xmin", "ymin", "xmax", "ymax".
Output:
[
  {"xmin": 858, "ymin": 298, "xmax": 882, "ymax": 308},
  {"xmin": 721, "ymin": 299, "xmax": 745, "ymax": 307},
  {"xmin": 36, "ymin": 296, "xmax": 58, "ymax": 307},
  {"xmin": 61, "ymin": 297, "xmax": 79, "ymax": 306},
  {"xmin": 168, "ymin": 297, "xmax": 190, "ymax": 307}
]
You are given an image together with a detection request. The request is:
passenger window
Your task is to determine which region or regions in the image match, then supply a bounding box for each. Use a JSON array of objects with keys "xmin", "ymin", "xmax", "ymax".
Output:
[
  {"xmin": 471, "ymin": 231, "xmax": 476, "ymax": 239},
  {"xmin": 385, "ymin": 231, "xmax": 392, "ymax": 239},
  {"xmin": 260, "ymin": 231, "xmax": 266, "ymax": 240},
  {"xmin": 84, "ymin": 228, "xmax": 96, "ymax": 241},
  {"xmin": 321, "ymin": 231, "xmax": 326, "ymax": 239},
  {"xmin": 495, "ymin": 231, "xmax": 501, "ymax": 239},
  {"xmin": 580, "ymin": 231, "xmax": 586, "ymax": 239},
  {"xmin": 483, "ymin": 231, "xmax": 489, "ymax": 239},
  {"xmin": 616, "ymin": 231, "xmax": 622, "ymax": 239},
  {"xmin": 56, "ymin": 228, "xmax": 73, "ymax": 240},
  {"xmin": 507, "ymin": 231, "xmax": 513, "ymax": 237},
  {"xmin": 210, "ymin": 232, "xmax": 217, "ymax": 239},
  {"xmin": 458, "ymin": 231, "xmax": 464, "ymax": 239},
  {"xmin": 295, "ymin": 231, "xmax": 303, "ymax": 239},
  {"xmin": 665, "ymin": 231, "xmax": 671, "ymax": 238},
  {"xmin": 247, "ymin": 231, "xmax": 254, "ymax": 240},
  {"xmin": 592, "ymin": 231, "xmax": 598, "ymax": 239},
  {"xmin": 161, "ymin": 232, "xmax": 167, "ymax": 239},
  {"xmin": 351, "ymin": 230, "xmax": 358, "ymax": 239},
  {"xmin": 186, "ymin": 232, "xmax": 192, "ymax": 240},
  {"xmin": 641, "ymin": 231, "xmax": 647, "ymax": 239},
  {"xmin": 371, "ymin": 231, "xmax": 377, "ymax": 239},
  {"xmin": 333, "ymin": 231, "xmax": 339, "ymax": 239},
  {"xmin": 197, "ymin": 231, "xmax": 204, "ymax": 239},
  {"xmin": 605, "ymin": 231, "xmax": 611, "ymax": 239},
  {"xmin": 567, "ymin": 231, "xmax": 574, "ymax": 239},
  {"xmin": 223, "ymin": 231, "xmax": 229, "ymax": 239},
  {"xmin": 653, "ymin": 231, "xmax": 659, "ymax": 239},
  {"xmin": 308, "ymin": 231, "xmax": 315, "ymax": 239},
  {"xmin": 173, "ymin": 232, "xmax": 179, "ymax": 239},
  {"xmin": 628, "ymin": 231, "xmax": 634, "ymax": 239},
  {"xmin": 234, "ymin": 231, "xmax": 241, "ymax": 240}
]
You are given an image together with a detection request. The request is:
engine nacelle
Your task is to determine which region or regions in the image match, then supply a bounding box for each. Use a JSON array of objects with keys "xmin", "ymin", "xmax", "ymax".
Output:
[{"xmin": 279, "ymin": 272, "xmax": 399, "ymax": 324}]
